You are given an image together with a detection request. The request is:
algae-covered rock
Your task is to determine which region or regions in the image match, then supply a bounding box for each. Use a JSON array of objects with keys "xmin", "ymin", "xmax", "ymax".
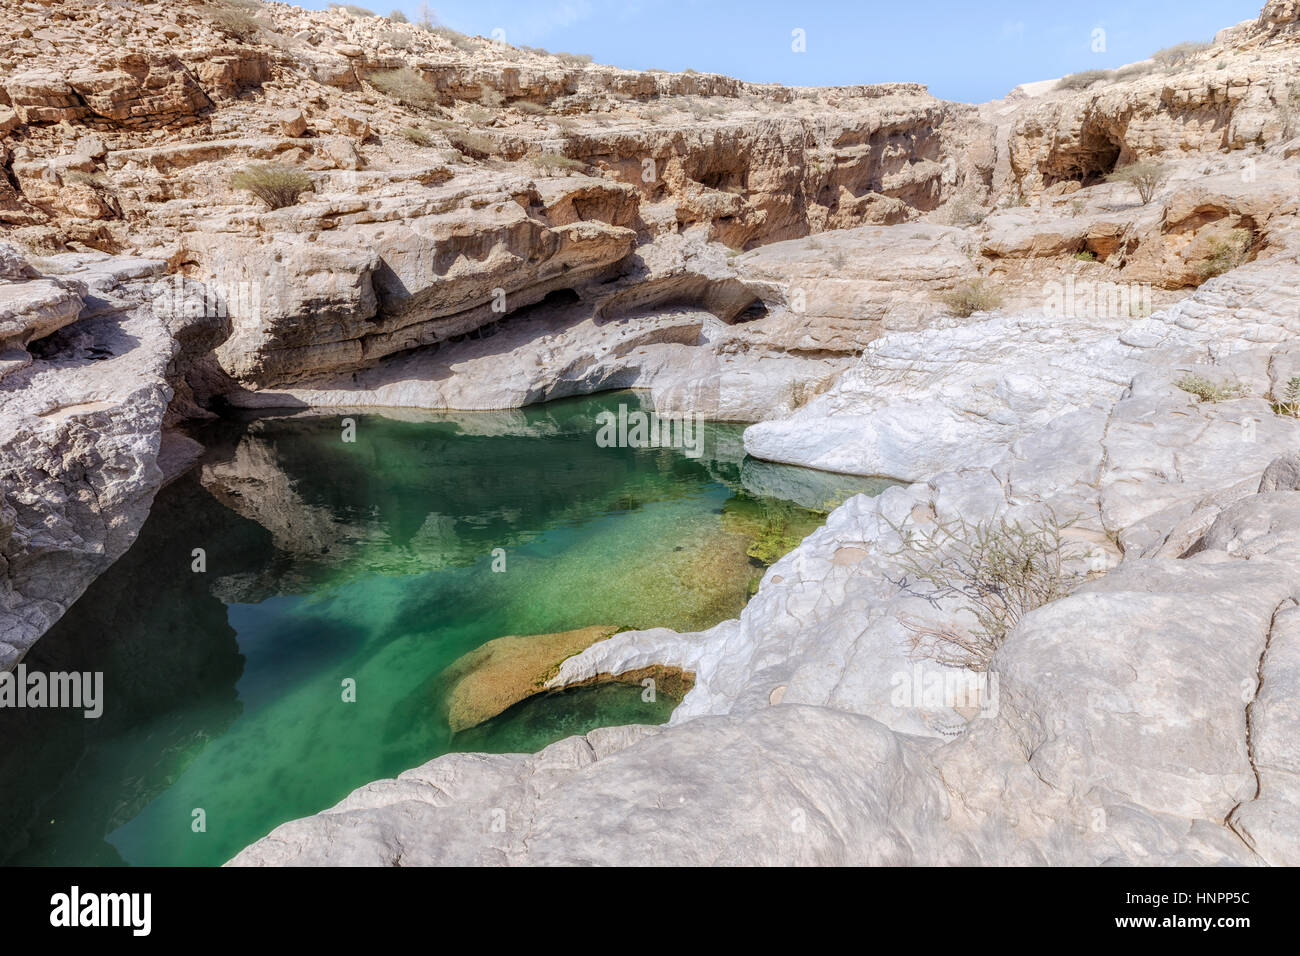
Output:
[{"xmin": 440, "ymin": 624, "xmax": 620, "ymax": 732}]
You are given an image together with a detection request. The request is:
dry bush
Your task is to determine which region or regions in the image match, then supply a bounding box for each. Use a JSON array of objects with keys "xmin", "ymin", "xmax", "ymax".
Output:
[
  {"xmin": 230, "ymin": 165, "xmax": 314, "ymax": 209},
  {"xmin": 400, "ymin": 126, "xmax": 434, "ymax": 147},
  {"xmin": 448, "ymin": 130, "xmax": 495, "ymax": 159},
  {"xmin": 328, "ymin": 3, "xmax": 376, "ymax": 16},
  {"xmin": 1153, "ymin": 41, "xmax": 1211, "ymax": 67},
  {"xmin": 430, "ymin": 26, "xmax": 480, "ymax": 51},
  {"xmin": 887, "ymin": 512, "xmax": 1081, "ymax": 670},
  {"xmin": 938, "ymin": 279, "xmax": 1002, "ymax": 316},
  {"xmin": 531, "ymin": 153, "xmax": 585, "ymax": 174},
  {"xmin": 1116, "ymin": 61, "xmax": 1158, "ymax": 80},
  {"xmin": 204, "ymin": 0, "xmax": 264, "ymax": 39},
  {"xmin": 1195, "ymin": 227, "xmax": 1253, "ymax": 280},
  {"xmin": 369, "ymin": 68, "xmax": 440, "ymax": 111},
  {"xmin": 1106, "ymin": 160, "xmax": 1166, "ymax": 204},
  {"xmin": 1056, "ymin": 69, "xmax": 1113, "ymax": 91}
]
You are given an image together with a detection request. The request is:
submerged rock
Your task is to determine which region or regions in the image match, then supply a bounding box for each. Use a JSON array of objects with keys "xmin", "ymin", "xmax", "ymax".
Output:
[{"xmin": 440, "ymin": 625, "xmax": 620, "ymax": 733}]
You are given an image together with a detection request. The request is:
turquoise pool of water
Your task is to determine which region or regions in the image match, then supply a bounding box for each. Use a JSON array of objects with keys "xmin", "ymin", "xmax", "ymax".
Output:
[{"xmin": 0, "ymin": 392, "xmax": 892, "ymax": 866}]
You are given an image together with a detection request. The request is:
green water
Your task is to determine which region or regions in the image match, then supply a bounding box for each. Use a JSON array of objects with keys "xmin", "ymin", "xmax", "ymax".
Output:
[{"xmin": 0, "ymin": 392, "xmax": 893, "ymax": 866}]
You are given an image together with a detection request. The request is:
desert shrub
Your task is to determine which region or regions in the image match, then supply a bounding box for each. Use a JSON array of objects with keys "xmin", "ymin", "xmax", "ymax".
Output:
[
  {"xmin": 1106, "ymin": 160, "xmax": 1167, "ymax": 204},
  {"xmin": 1195, "ymin": 227, "xmax": 1253, "ymax": 279},
  {"xmin": 514, "ymin": 101, "xmax": 547, "ymax": 115},
  {"xmin": 328, "ymin": 3, "xmax": 376, "ymax": 16},
  {"xmin": 939, "ymin": 279, "xmax": 1003, "ymax": 317},
  {"xmin": 431, "ymin": 26, "xmax": 479, "ymax": 51},
  {"xmin": 1115, "ymin": 61, "xmax": 1158, "ymax": 80},
  {"xmin": 1056, "ymin": 69, "xmax": 1113, "ymax": 91},
  {"xmin": 230, "ymin": 165, "xmax": 314, "ymax": 209},
  {"xmin": 945, "ymin": 197, "xmax": 987, "ymax": 226},
  {"xmin": 448, "ymin": 130, "xmax": 495, "ymax": 159},
  {"xmin": 1153, "ymin": 41, "xmax": 1211, "ymax": 67},
  {"xmin": 887, "ymin": 512, "xmax": 1081, "ymax": 670},
  {"xmin": 1283, "ymin": 84, "xmax": 1300, "ymax": 139},
  {"xmin": 389, "ymin": 9, "xmax": 408, "ymax": 22},
  {"xmin": 1174, "ymin": 373, "xmax": 1246, "ymax": 402},
  {"xmin": 463, "ymin": 105, "xmax": 493, "ymax": 125},
  {"xmin": 204, "ymin": 0, "xmax": 264, "ymax": 39},
  {"xmin": 478, "ymin": 88, "xmax": 504, "ymax": 108},
  {"xmin": 369, "ymin": 67, "xmax": 440, "ymax": 110},
  {"xmin": 1074, "ymin": 250, "xmax": 1096, "ymax": 261},
  {"xmin": 556, "ymin": 52, "xmax": 594, "ymax": 66},
  {"xmin": 531, "ymin": 153, "xmax": 585, "ymax": 173},
  {"xmin": 379, "ymin": 29, "xmax": 413, "ymax": 50},
  {"xmin": 400, "ymin": 126, "xmax": 434, "ymax": 147}
]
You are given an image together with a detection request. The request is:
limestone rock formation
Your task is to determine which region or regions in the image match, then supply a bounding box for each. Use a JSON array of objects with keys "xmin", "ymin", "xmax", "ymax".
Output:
[{"xmin": 0, "ymin": 248, "xmax": 229, "ymax": 667}]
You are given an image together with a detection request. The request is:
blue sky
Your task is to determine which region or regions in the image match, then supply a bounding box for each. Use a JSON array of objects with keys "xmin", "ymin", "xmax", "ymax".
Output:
[{"xmin": 295, "ymin": 1, "xmax": 1266, "ymax": 103}]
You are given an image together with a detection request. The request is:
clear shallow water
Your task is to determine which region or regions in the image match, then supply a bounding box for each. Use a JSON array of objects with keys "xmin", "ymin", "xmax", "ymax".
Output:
[{"xmin": 0, "ymin": 392, "xmax": 893, "ymax": 866}]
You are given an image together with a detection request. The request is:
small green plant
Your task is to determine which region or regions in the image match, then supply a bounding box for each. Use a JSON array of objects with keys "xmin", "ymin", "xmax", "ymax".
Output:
[
  {"xmin": 1073, "ymin": 250, "xmax": 1096, "ymax": 262},
  {"xmin": 1195, "ymin": 227, "xmax": 1253, "ymax": 280},
  {"xmin": 1275, "ymin": 376, "xmax": 1300, "ymax": 417},
  {"xmin": 1056, "ymin": 69, "xmax": 1113, "ymax": 91},
  {"xmin": 939, "ymin": 279, "xmax": 1003, "ymax": 317},
  {"xmin": 400, "ymin": 126, "xmax": 434, "ymax": 147},
  {"xmin": 886, "ymin": 512, "xmax": 1081, "ymax": 670},
  {"xmin": 1174, "ymin": 373, "xmax": 1246, "ymax": 403},
  {"xmin": 230, "ymin": 165, "xmax": 314, "ymax": 210},
  {"xmin": 1068, "ymin": 198, "xmax": 1086, "ymax": 216},
  {"xmin": 369, "ymin": 67, "xmax": 441, "ymax": 111},
  {"xmin": 1106, "ymin": 160, "xmax": 1167, "ymax": 204},
  {"xmin": 1152, "ymin": 41, "xmax": 1211, "ymax": 67}
]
